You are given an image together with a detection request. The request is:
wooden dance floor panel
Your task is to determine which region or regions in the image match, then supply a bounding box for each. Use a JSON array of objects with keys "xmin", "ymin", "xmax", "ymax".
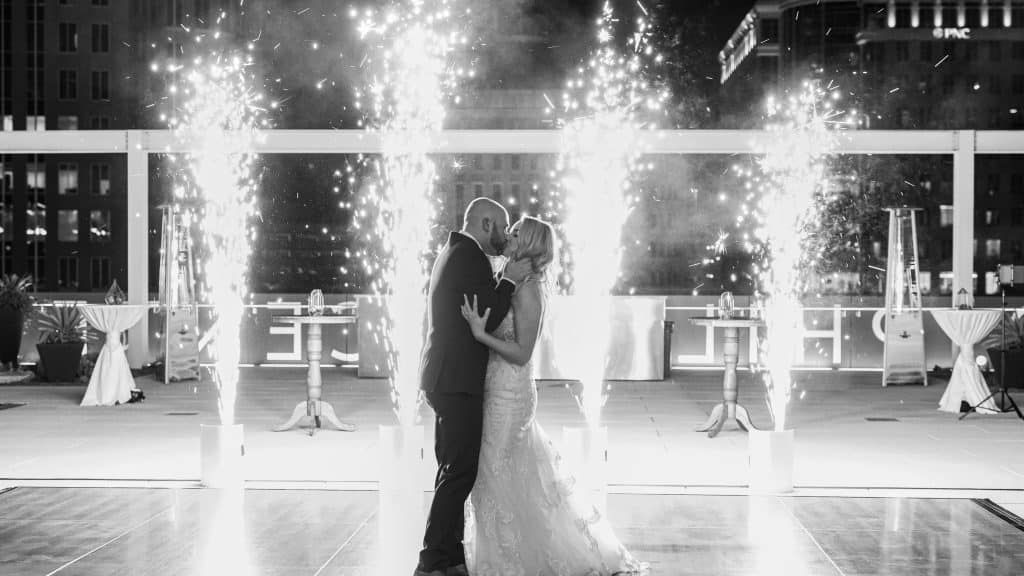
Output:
[{"xmin": 2, "ymin": 487, "xmax": 1023, "ymax": 575}]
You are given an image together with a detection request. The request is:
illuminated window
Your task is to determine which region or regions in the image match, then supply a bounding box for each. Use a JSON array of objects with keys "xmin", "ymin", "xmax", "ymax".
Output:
[
  {"xmin": 91, "ymin": 164, "xmax": 110, "ymax": 195},
  {"xmin": 58, "ymin": 210, "xmax": 78, "ymax": 242},
  {"xmin": 90, "ymin": 210, "xmax": 110, "ymax": 242},
  {"xmin": 58, "ymin": 164, "xmax": 78, "ymax": 195},
  {"xmin": 940, "ymin": 205, "xmax": 954, "ymax": 227}
]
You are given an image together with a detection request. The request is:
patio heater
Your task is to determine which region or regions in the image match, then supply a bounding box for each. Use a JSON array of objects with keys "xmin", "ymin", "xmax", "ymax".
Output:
[
  {"xmin": 158, "ymin": 203, "xmax": 199, "ymax": 383},
  {"xmin": 882, "ymin": 207, "xmax": 927, "ymax": 386}
]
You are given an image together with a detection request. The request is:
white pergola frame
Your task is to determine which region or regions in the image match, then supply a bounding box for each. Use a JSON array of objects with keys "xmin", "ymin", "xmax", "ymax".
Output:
[{"xmin": 3, "ymin": 129, "xmax": 1023, "ymax": 367}]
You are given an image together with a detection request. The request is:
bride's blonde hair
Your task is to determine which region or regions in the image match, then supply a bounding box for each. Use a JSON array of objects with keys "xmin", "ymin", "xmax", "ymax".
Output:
[{"xmin": 511, "ymin": 216, "xmax": 556, "ymax": 283}]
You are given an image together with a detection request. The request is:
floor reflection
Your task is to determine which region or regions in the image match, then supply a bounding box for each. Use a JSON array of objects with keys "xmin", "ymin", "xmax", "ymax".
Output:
[{"xmin": 1, "ymin": 488, "xmax": 1022, "ymax": 575}]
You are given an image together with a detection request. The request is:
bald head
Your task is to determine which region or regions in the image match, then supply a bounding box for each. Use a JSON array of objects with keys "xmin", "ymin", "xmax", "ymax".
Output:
[{"xmin": 462, "ymin": 198, "xmax": 510, "ymax": 256}]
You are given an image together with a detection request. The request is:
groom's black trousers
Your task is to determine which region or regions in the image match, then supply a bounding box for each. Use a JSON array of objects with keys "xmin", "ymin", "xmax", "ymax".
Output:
[{"xmin": 419, "ymin": 391, "xmax": 484, "ymax": 571}]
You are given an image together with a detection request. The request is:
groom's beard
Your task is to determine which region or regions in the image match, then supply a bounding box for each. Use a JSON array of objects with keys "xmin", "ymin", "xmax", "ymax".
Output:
[{"xmin": 489, "ymin": 229, "xmax": 508, "ymax": 254}]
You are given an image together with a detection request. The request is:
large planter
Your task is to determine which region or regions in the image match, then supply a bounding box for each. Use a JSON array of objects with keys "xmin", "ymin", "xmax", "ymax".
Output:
[
  {"xmin": 0, "ymin": 309, "xmax": 24, "ymax": 367},
  {"xmin": 36, "ymin": 341, "xmax": 85, "ymax": 382}
]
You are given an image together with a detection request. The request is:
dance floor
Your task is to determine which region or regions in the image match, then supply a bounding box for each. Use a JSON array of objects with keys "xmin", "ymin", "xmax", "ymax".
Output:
[
  {"xmin": 2, "ymin": 369, "xmax": 1024, "ymax": 574},
  {"xmin": 2, "ymin": 486, "xmax": 1024, "ymax": 575}
]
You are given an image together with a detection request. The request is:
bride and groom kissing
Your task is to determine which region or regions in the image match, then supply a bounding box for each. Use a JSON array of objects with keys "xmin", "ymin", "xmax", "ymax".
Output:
[{"xmin": 414, "ymin": 198, "xmax": 646, "ymax": 576}]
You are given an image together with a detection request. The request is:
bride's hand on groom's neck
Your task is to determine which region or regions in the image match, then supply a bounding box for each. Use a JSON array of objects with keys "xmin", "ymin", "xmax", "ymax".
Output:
[{"xmin": 502, "ymin": 258, "xmax": 531, "ymax": 285}]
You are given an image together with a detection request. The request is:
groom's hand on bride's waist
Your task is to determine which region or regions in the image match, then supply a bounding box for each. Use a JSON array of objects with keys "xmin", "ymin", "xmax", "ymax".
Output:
[{"xmin": 502, "ymin": 258, "xmax": 531, "ymax": 285}]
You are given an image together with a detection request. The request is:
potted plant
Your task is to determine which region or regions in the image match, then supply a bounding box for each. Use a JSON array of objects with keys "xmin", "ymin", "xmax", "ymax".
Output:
[
  {"xmin": 36, "ymin": 303, "xmax": 88, "ymax": 382},
  {"xmin": 980, "ymin": 308, "xmax": 1024, "ymax": 390},
  {"xmin": 0, "ymin": 274, "xmax": 34, "ymax": 371}
]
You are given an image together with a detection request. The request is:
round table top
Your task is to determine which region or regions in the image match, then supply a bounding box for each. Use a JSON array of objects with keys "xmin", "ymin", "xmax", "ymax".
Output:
[
  {"xmin": 275, "ymin": 315, "xmax": 357, "ymax": 324},
  {"xmin": 930, "ymin": 308, "xmax": 1002, "ymax": 317},
  {"xmin": 689, "ymin": 316, "xmax": 765, "ymax": 328}
]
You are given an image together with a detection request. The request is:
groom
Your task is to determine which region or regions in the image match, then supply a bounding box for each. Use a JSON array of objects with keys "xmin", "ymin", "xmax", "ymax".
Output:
[{"xmin": 415, "ymin": 198, "xmax": 531, "ymax": 576}]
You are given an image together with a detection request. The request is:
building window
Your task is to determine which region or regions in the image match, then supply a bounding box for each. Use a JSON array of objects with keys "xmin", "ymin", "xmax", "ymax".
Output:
[
  {"xmin": 58, "ymin": 257, "xmax": 78, "ymax": 290},
  {"xmin": 57, "ymin": 116, "xmax": 78, "ymax": 130},
  {"xmin": 91, "ymin": 70, "xmax": 109, "ymax": 101},
  {"xmin": 919, "ymin": 42, "xmax": 932, "ymax": 62},
  {"xmin": 511, "ymin": 155, "xmax": 521, "ymax": 171},
  {"xmin": 1013, "ymin": 206, "xmax": 1024, "ymax": 226},
  {"xmin": 940, "ymin": 205, "xmax": 954, "ymax": 227},
  {"xmin": 92, "ymin": 0, "xmax": 109, "ymax": 5},
  {"xmin": 492, "ymin": 155, "xmax": 502, "ymax": 170},
  {"xmin": 26, "ymin": 116, "xmax": 46, "ymax": 131},
  {"xmin": 1014, "ymin": 42, "xmax": 1024, "ymax": 60},
  {"xmin": 988, "ymin": 173, "xmax": 1001, "ymax": 195},
  {"xmin": 91, "ymin": 164, "xmax": 110, "ymax": 195},
  {"xmin": 91, "ymin": 24, "xmax": 109, "ymax": 53},
  {"xmin": 59, "ymin": 23, "xmax": 77, "ymax": 52},
  {"xmin": 26, "ymin": 162, "xmax": 45, "ymax": 194},
  {"xmin": 529, "ymin": 156, "xmax": 538, "ymax": 171},
  {"xmin": 491, "ymin": 183, "xmax": 502, "ymax": 199},
  {"xmin": 472, "ymin": 155, "xmax": 482, "ymax": 170},
  {"xmin": 59, "ymin": 70, "xmax": 77, "ymax": 100},
  {"xmin": 473, "ymin": 182, "xmax": 483, "ymax": 198},
  {"xmin": 58, "ymin": 164, "xmax": 78, "ymax": 195},
  {"xmin": 90, "ymin": 116, "xmax": 110, "ymax": 129},
  {"xmin": 985, "ymin": 210, "xmax": 1000, "ymax": 226},
  {"xmin": 90, "ymin": 210, "xmax": 110, "ymax": 242},
  {"xmin": 91, "ymin": 257, "xmax": 111, "ymax": 290},
  {"xmin": 1013, "ymin": 75, "xmax": 1024, "ymax": 94},
  {"xmin": 990, "ymin": 75, "xmax": 1002, "ymax": 94},
  {"xmin": 1012, "ymin": 174, "xmax": 1023, "ymax": 194},
  {"xmin": 986, "ymin": 239, "xmax": 1001, "ymax": 258},
  {"xmin": 196, "ymin": 0, "xmax": 211, "ymax": 21},
  {"xmin": 58, "ymin": 210, "xmax": 79, "ymax": 242}
]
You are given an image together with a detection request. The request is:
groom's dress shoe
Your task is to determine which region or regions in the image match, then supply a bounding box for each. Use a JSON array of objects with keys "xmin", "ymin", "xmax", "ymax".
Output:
[{"xmin": 446, "ymin": 564, "xmax": 469, "ymax": 576}]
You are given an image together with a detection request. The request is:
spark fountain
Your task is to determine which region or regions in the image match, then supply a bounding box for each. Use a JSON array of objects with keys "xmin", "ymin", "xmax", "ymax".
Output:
[
  {"xmin": 353, "ymin": 1, "xmax": 470, "ymax": 571},
  {"xmin": 165, "ymin": 45, "xmax": 267, "ymax": 489},
  {"xmin": 556, "ymin": 1, "xmax": 668, "ymax": 507},
  {"xmin": 742, "ymin": 81, "xmax": 841, "ymax": 493}
]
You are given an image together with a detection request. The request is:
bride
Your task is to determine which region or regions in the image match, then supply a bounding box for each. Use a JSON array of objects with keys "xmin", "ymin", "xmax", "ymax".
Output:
[{"xmin": 459, "ymin": 216, "xmax": 645, "ymax": 576}]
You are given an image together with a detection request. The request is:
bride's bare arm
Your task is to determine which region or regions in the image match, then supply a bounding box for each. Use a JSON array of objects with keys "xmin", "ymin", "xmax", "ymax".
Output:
[{"xmin": 461, "ymin": 282, "xmax": 542, "ymax": 366}]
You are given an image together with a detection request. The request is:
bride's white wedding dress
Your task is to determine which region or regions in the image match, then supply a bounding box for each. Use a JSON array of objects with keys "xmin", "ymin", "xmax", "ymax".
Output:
[{"xmin": 465, "ymin": 307, "xmax": 643, "ymax": 576}]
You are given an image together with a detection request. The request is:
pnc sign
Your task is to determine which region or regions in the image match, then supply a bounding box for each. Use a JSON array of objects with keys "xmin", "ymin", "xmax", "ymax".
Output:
[{"xmin": 933, "ymin": 27, "xmax": 971, "ymax": 39}]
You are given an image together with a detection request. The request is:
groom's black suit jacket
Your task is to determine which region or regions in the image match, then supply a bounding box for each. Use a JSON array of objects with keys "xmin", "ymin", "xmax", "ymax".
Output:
[{"xmin": 419, "ymin": 231, "xmax": 515, "ymax": 396}]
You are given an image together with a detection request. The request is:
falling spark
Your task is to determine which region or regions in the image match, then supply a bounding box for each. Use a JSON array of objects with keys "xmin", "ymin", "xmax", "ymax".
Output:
[
  {"xmin": 934, "ymin": 54, "xmax": 950, "ymax": 68},
  {"xmin": 169, "ymin": 47, "xmax": 267, "ymax": 426},
  {"xmin": 354, "ymin": 1, "xmax": 470, "ymax": 428},
  {"xmin": 745, "ymin": 82, "xmax": 839, "ymax": 431},
  {"xmin": 557, "ymin": 1, "xmax": 667, "ymax": 428}
]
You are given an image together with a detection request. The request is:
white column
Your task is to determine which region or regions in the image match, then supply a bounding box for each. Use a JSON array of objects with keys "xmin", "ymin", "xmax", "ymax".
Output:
[
  {"xmin": 952, "ymin": 130, "xmax": 975, "ymax": 306},
  {"xmin": 126, "ymin": 131, "xmax": 149, "ymax": 368}
]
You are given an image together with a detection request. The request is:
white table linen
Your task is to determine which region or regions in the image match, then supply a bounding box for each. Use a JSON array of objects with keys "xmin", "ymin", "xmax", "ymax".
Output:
[
  {"xmin": 932, "ymin": 309, "xmax": 1002, "ymax": 414},
  {"xmin": 79, "ymin": 305, "xmax": 147, "ymax": 407}
]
